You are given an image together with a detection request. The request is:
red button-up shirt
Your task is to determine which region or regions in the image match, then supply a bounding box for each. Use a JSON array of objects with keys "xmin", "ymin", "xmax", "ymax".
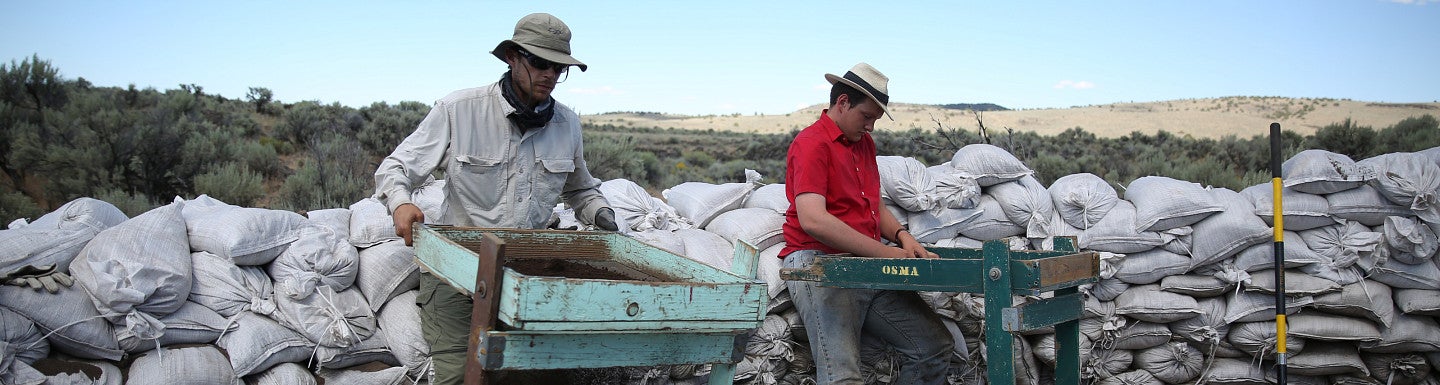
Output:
[{"xmin": 781, "ymin": 112, "xmax": 882, "ymax": 257}]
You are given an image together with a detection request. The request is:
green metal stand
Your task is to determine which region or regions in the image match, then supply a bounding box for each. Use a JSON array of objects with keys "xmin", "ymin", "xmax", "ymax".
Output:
[{"xmin": 782, "ymin": 237, "xmax": 1097, "ymax": 385}]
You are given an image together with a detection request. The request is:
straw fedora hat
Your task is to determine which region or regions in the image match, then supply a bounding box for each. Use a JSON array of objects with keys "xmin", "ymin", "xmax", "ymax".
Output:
[
  {"xmin": 825, "ymin": 62, "xmax": 892, "ymax": 120},
  {"xmin": 491, "ymin": 13, "xmax": 587, "ymax": 72}
]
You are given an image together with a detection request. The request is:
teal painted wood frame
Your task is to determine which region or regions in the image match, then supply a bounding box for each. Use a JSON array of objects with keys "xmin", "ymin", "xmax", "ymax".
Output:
[
  {"xmin": 413, "ymin": 225, "xmax": 765, "ymax": 385},
  {"xmin": 779, "ymin": 236, "xmax": 1095, "ymax": 385}
]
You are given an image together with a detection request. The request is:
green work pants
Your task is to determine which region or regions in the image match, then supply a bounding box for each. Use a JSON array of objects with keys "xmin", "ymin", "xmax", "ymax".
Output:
[{"xmin": 418, "ymin": 272, "xmax": 471, "ymax": 385}]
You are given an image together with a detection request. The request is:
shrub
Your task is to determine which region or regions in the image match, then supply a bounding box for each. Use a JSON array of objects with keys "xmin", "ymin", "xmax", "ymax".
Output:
[
  {"xmin": 93, "ymin": 189, "xmax": 157, "ymax": 218},
  {"xmin": 0, "ymin": 190, "xmax": 43, "ymax": 225},
  {"xmin": 194, "ymin": 163, "xmax": 265, "ymax": 207}
]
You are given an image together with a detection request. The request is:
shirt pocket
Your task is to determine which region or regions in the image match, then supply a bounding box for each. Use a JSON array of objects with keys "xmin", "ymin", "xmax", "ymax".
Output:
[
  {"xmin": 452, "ymin": 155, "xmax": 506, "ymax": 210},
  {"xmin": 536, "ymin": 158, "xmax": 575, "ymax": 199}
]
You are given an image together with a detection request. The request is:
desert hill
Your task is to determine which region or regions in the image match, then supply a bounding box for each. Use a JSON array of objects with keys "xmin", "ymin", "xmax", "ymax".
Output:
[{"xmin": 583, "ymin": 96, "xmax": 1440, "ymax": 139}]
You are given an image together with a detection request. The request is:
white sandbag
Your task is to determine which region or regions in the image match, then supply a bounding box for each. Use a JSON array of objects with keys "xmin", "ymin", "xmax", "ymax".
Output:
[
  {"xmin": 349, "ymin": 197, "xmax": 401, "ymax": 248},
  {"xmin": 1381, "ymin": 216, "xmax": 1438, "ymax": 265},
  {"xmin": 1360, "ymin": 354, "xmax": 1431, "ymax": 385},
  {"xmin": 928, "ymin": 165, "xmax": 982, "ymax": 209},
  {"xmin": 118, "ymin": 300, "xmax": 232, "ymax": 353},
  {"xmin": 1286, "ymin": 311, "xmax": 1382, "ymax": 342},
  {"xmin": 1084, "ymin": 278, "xmax": 1130, "ymax": 302},
  {"xmin": 190, "ymin": 251, "xmax": 276, "ymax": 319},
  {"xmin": 1084, "ymin": 347, "xmax": 1133, "ymax": 380},
  {"xmin": 952, "ymin": 194, "xmax": 1024, "ymax": 241},
  {"xmin": 878, "ymin": 156, "xmax": 939, "ymax": 212},
  {"xmin": 1124, "ymin": 176, "xmax": 1223, "ymax": 232},
  {"xmin": 1360, "ymin": 152, "xmax": 1440, "ymax": 223},
  {"xmin": 1167, "ymin": 297, "xmax": 1233, "ymax": 354},
  {"xmin": 675, "ymin": 228, "xmax": 736, "ymax": 271},
  {"xmin": 1229, "ymin": 234, "xmax": 1326, "ymax": 272},
  {"xmin": 270, "ymin": 222, "xmax": 360, "ymax": 296},
  {"xmin": 1227, "ymin": 321, "xmax": 1306, "ymax": 358},
  {"xmin": 1190, "ymin": 188, "xmax": 1273, "ymax": 268},
  {"xmin": 1393, "ymin": 288, "xmax": 1440, "ymax": 316},
  {"xmin": 745, "ymin": 314, "xmax": 794, "ymax": 361},
  {"xmin": 1113, "ymin": 284, "xmax": 1200, "ymax": 323},
  {"xmin": 272, "ymin": 286, "xmax": 377, "ymax": 348},
  {"xmin": 987, "ymin": 175, "xmax": 1056, "ymax": 239},
  {"xmin": 1358, "ymin": 247, "xmax": 1440, "ymax": 289},
  {"xmin": 1299, "ymin": 221, "xmax": 1380, "ymax": 270},
  {"xmin": 1225, "ymin": 290, "xmax": 1312, "ymax": 324},
  {"xmin": 755, "ymin": 243, "xmax": 786, "ymax": 299},
  {"xmin": 1134, "ymin": 342, "xmax": 1203, "ymax": 384},
  {"xmin": 1095, "ymin": 369, "xmax": 1158, "ymax": 385},
  {"xmin": 1328, "ymin": 184, "xmax": 1414, "ymax": 226},
  {"xmin": 0, "ymin": 197, "xmax": 124, "ymax": 275},
  {"xmin": 1160, "ymin": 274, "xmax": 1231, "ymax": 298},
  {"xmin": 1113, "ymin": 249, "xmax": 1190, "ymax": 285},
  {"xmin": 1048, "ymin": 173, "xmax": 1119, "ymax": 230},
  {"xmin": 626, "ymin": 229, "xmax": 687, "ymax": 256},
  {"xmin": 217, "ymin": 312, "xmax": 316, "ymax": 377},
  {"xmin": 1200, "ymin": 358, "xmax": 1269, "ymax": 385},
  {"xmin": 883, "ymin": 202, "xmax": 908, "ymax": 229},
  {"xmin": 705, "ymin": 207, "xmax": 785, "ymax": 252},
  {"xmin": 69, "ymin": 201, "xmax": 192, "ymax": 347},
  {"xmin": 1, "ymin": 307, "xmax": 47, "ymax": 385},
  {"xmin": 601, "ymin": 178, "xmax": 693, "ymax": 232},
  {"xmin": 1241, "ymin": 183, "xmax": 1336, "ymax": 231},
  {"xmin": 124, "ymin": 345, "xmax": 236, "ymax": 385},
  {"xmin": 743, "ymin": 182, "xmax": 790, "ymax": 214},
  {"xmin": 1078, "ymin": 201, "xmax": 1167, "ymax": 253},
  {"xmin": 34, "ymin": 357, "xmax": 123, "ymax": 385},
  {"xmin": 1244, "ymin": 269, "xmax": 1341, "ymax": 296},
  {"xmin": 908, "ymin": 204, "xmax": 984, "ymax": 244},
  {"xmin": 1108, "ymin": 321, "xmax": 1171, "ymax": 351},
  {"xmin": 306, "ymin": 207, "xmax": 351, "ymax": 237},
  {"xmin": 182, "ymin": 195, "xmax": 304, "ymax": 266},
  {"xmin": 247, "ymin": 362, "xmax": 317, "ymax": 385},
  {"xmin": 946, "ymin": 143, "xmax": 1032, "ymax": 187},
  {"xmin": 0, "ymin": 285, "xmax": 121, "ymax": 361},
  {"xmin": 317, "ymin": 331, "xmax": 400, "ymax": 370},
  {"xmin": 376, "ymin": 290, "xmax": 429, "ymax": 379},
  {"xmin": 1283, "ymin": 149, "xmax": 1365, "ymax": 194},
  {"xmin": 1286, "ymin": 341, "xmax": 1368, "ymax": 377},
  {"xmin": 1357, "ymin": 312, "xmax": 1440, "ymax": 353},
  {"xmin": 1311, "ymin": 280, "xmax": 1396, "ymax": 328},
  {"xmin": 356, "ymin": 240, "xmax": 420, "ymax": 313},
  {"xmin": 316, "ymin": 363, "xmax": 409, "ymax": 385},
  {"xmin": 931, "ymin": 235, "xmax": 986, "ymax": 249},
  {"xmin": 662, "ymin": 169, "xmax": 761, "ymax": 228}
]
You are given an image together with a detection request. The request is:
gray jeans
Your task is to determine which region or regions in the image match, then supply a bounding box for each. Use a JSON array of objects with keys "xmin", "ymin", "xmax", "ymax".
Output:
[{"xmin": 783, "ymin": 250, "xmax": 953, "ymax": 385}]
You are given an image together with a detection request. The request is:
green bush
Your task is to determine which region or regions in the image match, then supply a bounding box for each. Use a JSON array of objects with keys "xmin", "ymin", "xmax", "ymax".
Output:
[
  {"xmin": 94, "ymin": 189, "xmax": 157, "ymax": 218},
  {"xmin": 194, "ymin": 163, "xmax": 265, "ymax": 206},
  {"xmin": 0, "ymin": 190, "xmax": 43, "ymax": 225}
]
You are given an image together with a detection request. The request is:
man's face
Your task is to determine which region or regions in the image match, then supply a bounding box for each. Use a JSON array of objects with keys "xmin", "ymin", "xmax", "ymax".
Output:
[
  {"xmin": 507, "ymin": 49, "xmax": 568, "ymax": 104},
  {"xmin": 833, "ymin": 95, "xmax": 884, "ymax": 143}
]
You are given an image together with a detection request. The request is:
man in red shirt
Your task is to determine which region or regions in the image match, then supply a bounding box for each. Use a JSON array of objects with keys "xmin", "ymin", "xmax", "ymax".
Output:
[{"xmin": 781, "ymin": 63, "xmax": 952, "ymax": 384}]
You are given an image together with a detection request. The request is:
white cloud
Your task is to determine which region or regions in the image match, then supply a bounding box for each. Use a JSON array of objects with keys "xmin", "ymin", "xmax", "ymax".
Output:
[
  {"xmin": 1388, "ymin": 0, "xmax": 1435, "ymax": 5},
  {"xmin": 568, "ymin": 85, "xmax": 622, "ymax": 95},
  {"xmin": 813, "ymin": 83, "xmax": 831, "ymax": 91},
  {"xmin": 1053, "ymin": 80, "xmax": 1097, "ymax": 90}
]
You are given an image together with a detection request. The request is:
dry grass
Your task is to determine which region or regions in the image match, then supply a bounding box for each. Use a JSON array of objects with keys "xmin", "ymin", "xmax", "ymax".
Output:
[{"xmin": 582, "ymin": 97, "xmax": 1440, "ymax": 139}]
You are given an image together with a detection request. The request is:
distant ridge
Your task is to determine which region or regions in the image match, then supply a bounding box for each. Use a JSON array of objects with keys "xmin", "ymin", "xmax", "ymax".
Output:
[
  {"xmin": 582, "ymin": 97, "xmax": 1440, "ymax": 139},
  {"xmin": 936, "ymin": 103, "xmax": 1008, "ymax": 112}
]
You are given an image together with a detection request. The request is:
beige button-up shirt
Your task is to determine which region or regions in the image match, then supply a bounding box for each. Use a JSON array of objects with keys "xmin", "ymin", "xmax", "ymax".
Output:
[{"xmin": 373, "ymin": 82, "xmax": 608, "ymax": 229}]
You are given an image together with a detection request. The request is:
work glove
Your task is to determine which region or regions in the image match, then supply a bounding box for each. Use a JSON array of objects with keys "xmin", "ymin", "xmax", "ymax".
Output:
[
  {"xmin": 2, "ymin": 264, "xmax": 74, "ymax": 293},
  {"xmin": 594, "ymin": 207, "xmax": 619, "ymax": 232}
]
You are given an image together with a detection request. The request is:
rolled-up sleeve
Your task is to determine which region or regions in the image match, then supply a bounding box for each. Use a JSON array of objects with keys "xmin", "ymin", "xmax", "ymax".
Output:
[
  {"xmin": 562, "ymin": 132, "xmax": 609, "ymax": 225},
  {"xmin": 374, "ymin": 101, "xmax": 451, "ymax": 214}
]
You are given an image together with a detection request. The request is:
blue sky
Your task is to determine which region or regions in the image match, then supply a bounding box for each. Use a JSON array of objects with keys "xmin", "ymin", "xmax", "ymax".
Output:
[{"xmin": 3, "ymin": 1, "xmax": 1437, "ymax": 116}]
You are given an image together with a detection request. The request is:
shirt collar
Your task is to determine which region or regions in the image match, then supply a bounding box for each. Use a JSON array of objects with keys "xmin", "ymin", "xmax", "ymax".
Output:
[{"xmin": 817, "ymin": 109, "xmax": 865, "ymax": 145}]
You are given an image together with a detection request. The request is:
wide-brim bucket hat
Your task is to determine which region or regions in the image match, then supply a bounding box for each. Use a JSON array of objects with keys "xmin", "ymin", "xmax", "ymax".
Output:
[
  {"xmin": 825, "ymin": 62, "xmax": 892, "ymax": 120},
  {"xmin": 491, "ymin": 13, "xmax": 587, "ymax": 72}
]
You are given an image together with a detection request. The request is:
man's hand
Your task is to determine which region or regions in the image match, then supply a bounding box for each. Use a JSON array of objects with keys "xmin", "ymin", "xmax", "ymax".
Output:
[
  {"xmin": 594, "ymin": 207, "xmax": 619, "ymax": 232},
  {"xmin": 893, "ymin": 231, "xmax": 939, "ymax": 259},
  {"xmin": 392, "ymin": 203, "xmax": 426, "ymax": 246},
  {"xmin": 2, "ymin": 264, "xmax": 74, "ymax": 293}
]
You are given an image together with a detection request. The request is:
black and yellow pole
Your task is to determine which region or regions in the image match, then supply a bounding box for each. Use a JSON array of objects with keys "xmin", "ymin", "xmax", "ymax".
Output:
[{"xmin": 1269, "ymin": 122, "xmax": 1288, "ymax": 383}]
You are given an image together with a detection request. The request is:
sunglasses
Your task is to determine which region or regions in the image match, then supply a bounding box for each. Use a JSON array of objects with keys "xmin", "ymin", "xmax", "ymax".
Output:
[{"xmin": 517, "ymin": 49, "xmax": 567, "ymax": 73}]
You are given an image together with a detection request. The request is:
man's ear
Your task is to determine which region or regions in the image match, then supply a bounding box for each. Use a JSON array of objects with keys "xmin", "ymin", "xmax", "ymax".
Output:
[{"xmin": 833, "ymin": 93, "xmax": 850, "ymax": 113}]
